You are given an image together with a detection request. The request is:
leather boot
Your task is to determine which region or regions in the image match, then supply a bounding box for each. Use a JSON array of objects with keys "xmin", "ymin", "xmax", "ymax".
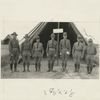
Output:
[
  {"xmin": 14, "ymin": 63, "xmax": 17, "ymax": 72},
  {"xmin": 23, "ymin": 63, "xmax": 26, "ymax": 72},
  {"xmin": 47, "ymin": 62, "xmax": 50, "ymax": 72}
]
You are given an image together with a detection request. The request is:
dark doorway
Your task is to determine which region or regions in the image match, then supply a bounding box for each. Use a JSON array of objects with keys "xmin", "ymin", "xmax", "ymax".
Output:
[{"xmin": 38, "ymin": 22, "xmax": 77, "ymax": 57}]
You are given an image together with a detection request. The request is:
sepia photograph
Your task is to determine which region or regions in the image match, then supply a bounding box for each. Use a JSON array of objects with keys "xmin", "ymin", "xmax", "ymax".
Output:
[{"xmin": 1, "ymin": 22, "xmax": 99, "ymax": 79}]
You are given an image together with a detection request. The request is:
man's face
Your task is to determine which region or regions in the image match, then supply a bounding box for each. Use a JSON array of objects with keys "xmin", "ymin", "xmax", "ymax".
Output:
[
  {"xmin": 25, "ymin": 37, "xmax": 29, "ymax": 41},
  {"xmin": 12, "ymin": 35, "xmax": 16, "ymax": 39},
  {"xmin": 77, "ymin": 38, "xmax": 81, "ymax": 42},
  {"xmin": 51, "ymin": 37, "xmax": 54, "ymax": 40},
  {"xmin": 36, "ymin": 39, "xmax": 40, "ymax": 42},
  {"xmin": 88, "ymin": 41, "xmax": 93, "ymax": 46},
  {"xmin": 63, "ymin": 35, "xmax": 67, "ymax": 39}
]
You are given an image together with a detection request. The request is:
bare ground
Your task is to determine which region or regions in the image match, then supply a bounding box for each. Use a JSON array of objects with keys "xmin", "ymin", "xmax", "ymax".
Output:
[{"xmin": 1, "ymin": 59, "xmax": 99, "ymax": 79}]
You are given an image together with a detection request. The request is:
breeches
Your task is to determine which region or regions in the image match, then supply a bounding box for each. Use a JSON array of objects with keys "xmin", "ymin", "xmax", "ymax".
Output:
[
  {"xmin": 86, "ymin": 55, "xmax": 94, "ymax": 66},
  {"xmin": 22, "ymin": 55, "xmax": 30, "ymax": 64},
  {"xmin": 34, "ymin": 56, "xmax": 42, "ymax": 64},
  {"xmin": 10, "ymin": 55, "xmax": 19, "ymax": 64}
]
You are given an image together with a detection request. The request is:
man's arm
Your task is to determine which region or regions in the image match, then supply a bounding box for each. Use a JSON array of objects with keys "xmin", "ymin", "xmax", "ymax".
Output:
[
  {"xmin": 9, "ymin": 40, "xmax": 12, "ymax": 54},
  {"xmin": 72, "ymin": 44, "xmax": 75, "ymax": 57},
  {"xmin": 68, "ymin": 40, "xmax": 71, "ymax": 54},
  {"xmin": 46, "ymin": 42, "xmax": 49, "ymax": 55}
]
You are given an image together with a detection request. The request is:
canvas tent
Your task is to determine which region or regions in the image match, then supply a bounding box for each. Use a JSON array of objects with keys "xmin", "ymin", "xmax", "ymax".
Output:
[
  {"xmin": 1, "ymin": 34, "xmax": 12, "ymax": 44},
  {"xmin": 19, "ymin": 22, "xmax": 87, "ymax": 56}
]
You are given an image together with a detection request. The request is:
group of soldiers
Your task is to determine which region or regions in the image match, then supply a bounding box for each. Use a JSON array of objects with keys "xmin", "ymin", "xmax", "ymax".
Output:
[{"xmin": 9, "ymin": 32, "xmax": 97, "ymax": 74}]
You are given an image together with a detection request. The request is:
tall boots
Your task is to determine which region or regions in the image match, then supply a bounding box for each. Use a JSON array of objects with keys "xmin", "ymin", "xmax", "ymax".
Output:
[
  {"xmin": 27, "ymin": 63, "xmax": 30, "ymax": 72},
  {"xmin": 35, "ymin": 63, "xmax": 37, "ymax": 72},
  {"xmin": 47, "ymin": 62, "xmax": 50, "ymax": 72},
  {"xmin": 10, "ymin": 63, "xmax": 17, "ymax": 72},
  {"xmin": 36, "ymin": 62, "xmax": 41, "ymax": 72},
  {"xmin": 75, "ymin": 63, "xmax": 80, "ymax": 72},
  {"xmin": 74, "ymin": 64, "xmax": 77, "ymax": 72},
  {"xmin": 87, "ymin": 65, "xmax": 93, "ymax": 74},
  {"xmin": 14, "ymin": 63, "xmax": 17, "ymax": 72},
  {"xmin": 62, "ymin": 62, "xmax": 67, "ymax": 72},
  {"xmin": 38, "ymin": 63, "xmax": 41, "ymax": 72},
  {"xmin": 10, "ymin": 63, "xmax": 13, "ymax": 72},
  {"xmin": 23, "ymin": 63, "xmax": 26, "ymax": 72}
]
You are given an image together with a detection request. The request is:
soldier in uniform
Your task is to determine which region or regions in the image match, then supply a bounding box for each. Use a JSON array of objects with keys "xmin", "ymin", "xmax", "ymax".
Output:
[
  {"xmin": 60, "ymin": 32, "xmax": 71, "ymax": 72},
  {"xmin": 72, "ymin": 35, "xmax": 84, "ymax": 72},
  {"xmin": 21, "ymin": 34, "xmax": 32, "ymax": 72},
  {"xmin": 84, "ymin": 38, "xmax": 97, "ymax": 74},
  {"xmin": 9, "ymin": 32, "xmax": 20, "ymax": 72},
  {"xmin": 32, "ymin": 35, "xmax": 44, "ymax": 72},
  {"xmin": 46, "ymin": 33, "xmax": 57, "ymax": 72}
]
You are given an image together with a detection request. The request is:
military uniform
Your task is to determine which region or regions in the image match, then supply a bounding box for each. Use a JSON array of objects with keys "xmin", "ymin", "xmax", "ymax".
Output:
[
  {"xmin": 84, "ymin": 39, "xmax": 97, "ymax": 74},
  {"xmin": 9, "ymin": 32, "xmax": 20, "ymax": 72},
  {"xmin": 60, "ymin": 32, "xmax": 71, "ymax": 72},
  {"xmin": 21, "ymin": 34, "xmax": 32, "ymax": 72},
  {"xmin": 72, "ymin": 36, "xmax": 84, "ymax": 72},
  {"xmin": 46, "ymin": 33, "xmax": 57, "ymax": 72},
  {"xmin": 32, "ymin": 36, "xmax": 44, "ymax": 72}
]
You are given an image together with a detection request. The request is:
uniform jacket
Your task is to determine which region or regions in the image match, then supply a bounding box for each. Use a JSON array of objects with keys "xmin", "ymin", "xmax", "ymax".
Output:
[
  {"xmin": 9, "ymin": 38, "xmax": 20, "ymax": 56},
  {"xmin": 60, "ymin": 39, "xmax": 71, "ymax": 54},
  {"xmin": 46, "ymin": 40, "xmax": 57, "ymax": 54},
  {"xmin": 32, "ymin": 42, "xmax": 44, "ymax": 57},
  {"xmin": 21, "ymin": 40, "xmax": 32, "ymax": 56}
]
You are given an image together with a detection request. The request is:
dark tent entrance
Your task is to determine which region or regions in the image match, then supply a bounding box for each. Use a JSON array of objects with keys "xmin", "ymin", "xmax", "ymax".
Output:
[
  {"xmin": 36, "ymin": 22, "xmax": 78, "ymax": 57},
  {"xmin": 20, "ymin": 22, "xmax": 86, "ymax": 57}
]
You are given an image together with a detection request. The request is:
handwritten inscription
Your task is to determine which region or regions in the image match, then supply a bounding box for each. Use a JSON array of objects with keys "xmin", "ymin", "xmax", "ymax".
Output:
[{"xmin": 43, "ymin": 88, "xmax": 75, "ymax": 97}]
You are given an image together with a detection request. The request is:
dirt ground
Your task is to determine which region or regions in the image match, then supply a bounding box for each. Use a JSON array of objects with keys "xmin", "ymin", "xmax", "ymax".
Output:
[{"xmin": 1, "ymin": 59, "xmax": 99, "ymax": 79}]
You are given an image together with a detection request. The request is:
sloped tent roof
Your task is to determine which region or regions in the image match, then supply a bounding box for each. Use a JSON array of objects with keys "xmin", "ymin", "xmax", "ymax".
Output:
[
  {"xmin": 19, "ymin": 22, "xmax": 87, "ymax": 56},
  {"xmin": 1, "ymin": 34, "xmax": 12, "ymax": 44}
]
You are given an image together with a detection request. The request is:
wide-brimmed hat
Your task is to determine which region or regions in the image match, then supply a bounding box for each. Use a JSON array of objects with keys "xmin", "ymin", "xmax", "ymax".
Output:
[
  {"xmin": 88, "ymin": 38, "xmax": 93, "ymax": 42},
  {"xmin": 51, "ymin": 33, "xmax": 55, "ymax": 38},
  {"xmin": 63, "ymin": 32, "xmax": 67, "ymax": 36},
  {"xmin": 11, "ymin": 32, "xmax": 18, "ymax": 36},
  {"xmin": 24, "ymin": 34, "xmax": 29, "ymax": 38}
]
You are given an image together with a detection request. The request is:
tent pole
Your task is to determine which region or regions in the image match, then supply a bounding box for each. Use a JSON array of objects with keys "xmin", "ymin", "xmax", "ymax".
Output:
[{"xmin": 57, "ymin": 22, "xmax": 60, "ymax": 66}]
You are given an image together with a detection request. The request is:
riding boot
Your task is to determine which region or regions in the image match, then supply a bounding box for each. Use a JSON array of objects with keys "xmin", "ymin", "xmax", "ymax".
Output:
[
  {"xmin": 14, "ymin": 63, "xmax": 17, "ymax": 72},
  {"xmin": 87, "ymin": 66, "xmax": 89, "ymax": 74},
  {"xmin": 23, "ymin": 63, "xmax": 26, "ymax": 72},
  {"xmin": 39, "ymin": 63, "xmax": 41, "ymax": 72},
  {"xmin": 35, "ymin": 63, "xmax": 37, "ymax": 72},
  {"xmin": 27, "ymin": 63, "xmax": 30, "ymax": 72},
  {"xmin": 74, "ymin": 64, "xmax": 77, "ymax": 72},
  {"xmin": 47, "ymin": 62, "xmax": 50, "ymax": 72},
  {"xmin": 10, "ymin": 63, "xmax": 13, "ymax": 72},
  {"xmin": 62, "ymin": 63, "xmax": 64, "ymax": 72},
  {"xmin": 77, "ymin": 64, "xmax": 80, "ymax": 72}
]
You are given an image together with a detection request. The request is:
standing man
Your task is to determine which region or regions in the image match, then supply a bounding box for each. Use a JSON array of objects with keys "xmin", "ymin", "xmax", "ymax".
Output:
[
  {"xmin": 84, "ymin": 38, "xmax": 97, "ymax": 74},
  {"xmin": 21, "ymin": 34, "xmax": 32, "ymax": 72},
  {"xmin": 9, "ymin": 32, "xmax": 20, "ymax": 72},
  {"xmin": 60, "ymin": 32, "xmax": 71, "ymax": 72},
  {"xmin": 72, "ymin": 35, "xmax": 84, "ymax": 72},
  {"xmin": 32, "ymin": 35, "xmax": 44, "ymax": 72},
  {"xmin": 46, "ymin": 33, "xmax": 57, "ymax": 72}
]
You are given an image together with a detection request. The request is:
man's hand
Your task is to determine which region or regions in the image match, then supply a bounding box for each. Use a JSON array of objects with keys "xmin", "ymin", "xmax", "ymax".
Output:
[{"xmin": 66, "ymin": 51, "xmax": 70, "ymax": 55}]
